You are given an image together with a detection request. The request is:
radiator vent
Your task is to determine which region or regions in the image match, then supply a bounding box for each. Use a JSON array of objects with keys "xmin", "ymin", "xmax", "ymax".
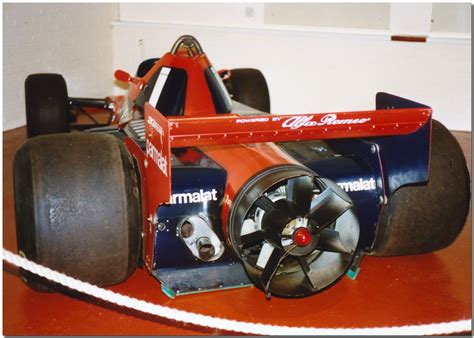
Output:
[{"xmin": 127, "ymin": 119, "xmax": 146, "ymax": 142}]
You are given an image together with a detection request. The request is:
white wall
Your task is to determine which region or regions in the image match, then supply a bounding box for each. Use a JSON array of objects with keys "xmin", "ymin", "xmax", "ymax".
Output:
[
  {"xmin": 390, "ymin": 3, "xmax": 433, "ymax": 35},
  {"xmin": 113, "ymin": 4, "xmax": 471, "ymax": 131},
  {"xmin": 3, "ymin": 3, "xmax": 119, "ymax": 130},
  {"xmin": 119, "ymin": 3, "xmax": 264, "ymax": 26},
  {"xmin": 3, "ymin": 3, "xmax": 471, "ymax": 132},
  {"xmin": 264, "ymin": 3, "xmax": 390, "ymax": 30},
  {"xmin": 432, "ymin": 3, "xmax": 471, "ymax": 34}
]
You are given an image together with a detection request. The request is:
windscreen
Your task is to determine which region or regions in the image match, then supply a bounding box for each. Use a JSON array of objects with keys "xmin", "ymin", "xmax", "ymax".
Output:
[
  {"xmin": 148, "ymin": 67, "xmax": 187, "ymax": 116},
  {"xmin": 205, "ymin": 66, "xmax": 232, "ymax": 114}
]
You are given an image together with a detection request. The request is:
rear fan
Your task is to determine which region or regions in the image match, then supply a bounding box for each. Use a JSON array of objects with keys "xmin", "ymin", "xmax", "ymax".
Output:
[{"xmin": 230, "ymin": 170, "xmax": 359, "ymax": 298}]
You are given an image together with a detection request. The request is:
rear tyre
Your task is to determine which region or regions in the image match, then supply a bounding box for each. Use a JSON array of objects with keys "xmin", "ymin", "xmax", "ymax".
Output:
[
  {"xmin": 18, "ymin": 269, "xmax": 56, "ymax": 293},
  {"xmin": 25, "ymin": 74, "xmax": 70, "ymax": 138},
  {"xmin": 227, "ymin": 68, "xmax": 270, "ymax": 113},
  {"xmin": 371, "ymin": 120, "xmax": 470, "ymax": 256},
  {"xmin": 14, "ymin": 133, "xmax": 141, "ymax": 290}
]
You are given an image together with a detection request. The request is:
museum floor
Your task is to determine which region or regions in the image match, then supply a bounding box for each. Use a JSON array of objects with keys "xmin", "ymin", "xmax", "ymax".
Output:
[{"xmin": 3, "ymin": 126, "xmax": 471, "ymax": 335}]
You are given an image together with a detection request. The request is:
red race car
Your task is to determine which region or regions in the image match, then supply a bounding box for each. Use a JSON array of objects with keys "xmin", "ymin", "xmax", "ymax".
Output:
[{"xmin": 14, "ymin": 35, "xmax": 470, "ymax": 299}]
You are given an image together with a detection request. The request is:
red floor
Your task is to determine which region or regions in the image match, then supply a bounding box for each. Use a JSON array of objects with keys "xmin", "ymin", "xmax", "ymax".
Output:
[{"xmin": 3, "ymin": 127, "xmax": 472, "ymax": 335}]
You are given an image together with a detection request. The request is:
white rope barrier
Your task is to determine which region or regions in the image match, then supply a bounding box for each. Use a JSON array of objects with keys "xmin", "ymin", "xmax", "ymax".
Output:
[{"xmin": 3, "ymin": 248, "xmax": 471, "ymax": 335}]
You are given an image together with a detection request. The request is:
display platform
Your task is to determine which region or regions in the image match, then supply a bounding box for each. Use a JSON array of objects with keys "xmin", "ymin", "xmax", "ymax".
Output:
[{"xmin": 3, "ymin": 126, "xmax": 471, "ymax": 335}]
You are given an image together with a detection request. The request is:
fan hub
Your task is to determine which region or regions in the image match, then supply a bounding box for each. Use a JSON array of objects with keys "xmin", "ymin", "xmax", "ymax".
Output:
[
  {"xmin": 281, "ymin": 219, "xmax": 318, "ymax": 256},
  {"xmin": 293, "ymin": 227, "xmax": 312, "ymax": 247},
  {"xmin": 281, "ymin": 217, "xmax": 307, "ymax": 236}
]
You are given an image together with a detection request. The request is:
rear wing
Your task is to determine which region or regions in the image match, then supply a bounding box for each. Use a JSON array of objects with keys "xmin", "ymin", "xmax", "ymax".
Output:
[{"xmin": 143, "ymin": 93, "xmax": 432, "ymax": 209}]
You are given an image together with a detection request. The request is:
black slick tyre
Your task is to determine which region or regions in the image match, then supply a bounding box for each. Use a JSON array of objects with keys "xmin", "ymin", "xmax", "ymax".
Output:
[
  {"xmin": 227, "ymin": 68, "xmax": 270, "ymax": 113},
  {"xmin": 371, "ymin": 120, "xmax": 470, "ymax": 256},
  {"xmin": 14, "ymin": 133, "xmax": 141, "ymax": 290},
  {"xmin": 25, "ymin": 74, "xmax": 70, "ymax": 138}
]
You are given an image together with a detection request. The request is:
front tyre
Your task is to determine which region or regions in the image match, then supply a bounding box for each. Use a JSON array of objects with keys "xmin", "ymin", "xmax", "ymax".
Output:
[
  {"xmin": 226, "ymin": 68, "xmax": 270, "ymax": 113},
  {"xmin": 25, "ymin": 74, "xmax": 70, "ymax": 138}
]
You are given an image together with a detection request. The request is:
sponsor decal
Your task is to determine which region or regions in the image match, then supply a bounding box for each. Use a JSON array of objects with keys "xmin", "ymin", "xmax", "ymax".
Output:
[
  {"xmin": 146, "ymin": 138, "xmax": 168, "ymax": 177},
  {"xmin": 236, "ymin": 117, "xmax": 270, "ymax": 124},
  {"xmin": 147, "ymin": 115, "xmax": 164, "ymax": 143},
  {"xmin": 337, "ymin": 178, "xmax": 376, "ymax": 192},
  {"xmin": 171, "ymin": 189, "xmax": 218, "ymax": 204},
  {"xmin": 282, "ymin": 114, "xmax": 371, "ymax": 130}
]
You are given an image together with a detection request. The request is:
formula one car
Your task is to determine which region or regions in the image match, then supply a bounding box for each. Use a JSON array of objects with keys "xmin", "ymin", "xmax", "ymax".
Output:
[{"xmin": 14, "ymin": 35, "xmax": 470, "ymax": 299}]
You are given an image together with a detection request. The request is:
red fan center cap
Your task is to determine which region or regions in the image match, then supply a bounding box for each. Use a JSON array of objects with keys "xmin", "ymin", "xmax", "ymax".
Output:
[{"xmin": 293, "ymin": 227, "xmax": 312, "ymax": 247}]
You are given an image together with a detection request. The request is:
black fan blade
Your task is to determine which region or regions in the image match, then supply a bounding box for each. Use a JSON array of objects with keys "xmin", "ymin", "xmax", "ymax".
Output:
[
  {"xmin": 241, "ymin": 230, "xmax": 266, "ymax": 249},
  {"xmin": 316, "ymin": 228, "xmax": 352, "ymax": 254},
  {"xmin": 256, "ymin": 196, "xmax": 293, "ymax": 233},
  {"xmin": 297, "ymin": 256, "xmax": 318, "ymax": 290},
  {"xmin": 287, "ymin": 176, "xmax": 314, "ymax": 213},
  {"xmin": 260, "ymin": 246, "xmax": 286, "ymax": 291},
  {"xmin": 255, "ymin": 195, "xmax": 278, "ymax": 214},
  {"xmin": 308, "ymin": 188, "xmax": 352, "ymax": 227}
]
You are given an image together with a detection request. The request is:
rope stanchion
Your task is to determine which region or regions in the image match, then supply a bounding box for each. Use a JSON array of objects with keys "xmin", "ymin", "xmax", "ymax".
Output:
[{"xmin": 3, "ymin": 248, "xmax": 471, "ymax": 335}]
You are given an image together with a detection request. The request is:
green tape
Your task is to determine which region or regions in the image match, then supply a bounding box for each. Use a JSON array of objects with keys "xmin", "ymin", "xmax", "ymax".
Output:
[
  {"xmin": 346, "ymin": 267, "xmax": 361, "ymax": 280},
  {"xmin": 161, "ymin": 284, "xmax": 175, "ymax": 299}
]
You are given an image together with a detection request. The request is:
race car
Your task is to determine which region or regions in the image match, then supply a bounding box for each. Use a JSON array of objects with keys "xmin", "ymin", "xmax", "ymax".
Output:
[{"xmin": 14, "ymin": 35, "xmax": 470, "ymax": 299}]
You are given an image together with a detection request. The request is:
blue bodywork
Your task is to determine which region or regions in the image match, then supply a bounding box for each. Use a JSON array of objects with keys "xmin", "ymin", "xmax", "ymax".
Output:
[{"xmin": 151, "ymin": 93, "xmax": 432, "ymax": 296}]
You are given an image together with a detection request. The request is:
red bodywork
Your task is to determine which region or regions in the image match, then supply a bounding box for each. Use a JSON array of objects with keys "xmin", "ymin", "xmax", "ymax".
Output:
[{"xmin": 117, "ymin": 48, "xmax": 432, "ymax": 271}]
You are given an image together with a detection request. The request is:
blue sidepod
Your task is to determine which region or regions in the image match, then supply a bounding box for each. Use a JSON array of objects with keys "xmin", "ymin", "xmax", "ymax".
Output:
[
  {"xmin": 152, "ymin": 149, "xmax": 253, "ymax": 296},
  {"xmin": 153, "ymin": 164, "xmax": 230, "ymax": 269},
  {"xmin": 278, "ymin": 117, "xmax": 430, "ymax": 251}
]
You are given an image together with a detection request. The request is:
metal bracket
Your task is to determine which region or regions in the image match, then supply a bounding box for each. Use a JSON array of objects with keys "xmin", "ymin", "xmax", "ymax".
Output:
[
  {"xmin": 153, "ymin": 262, "xmax": 252, "ymax": 298},
  {"xmin": 346, "ymin": 249, "xmax": 365, "ymax": 280}
]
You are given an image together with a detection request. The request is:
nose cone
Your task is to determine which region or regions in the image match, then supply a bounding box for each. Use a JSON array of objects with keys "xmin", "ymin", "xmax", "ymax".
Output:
[{"xmin": 293, "ymin": 227, "xmax": 312, "ymax": 247}]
